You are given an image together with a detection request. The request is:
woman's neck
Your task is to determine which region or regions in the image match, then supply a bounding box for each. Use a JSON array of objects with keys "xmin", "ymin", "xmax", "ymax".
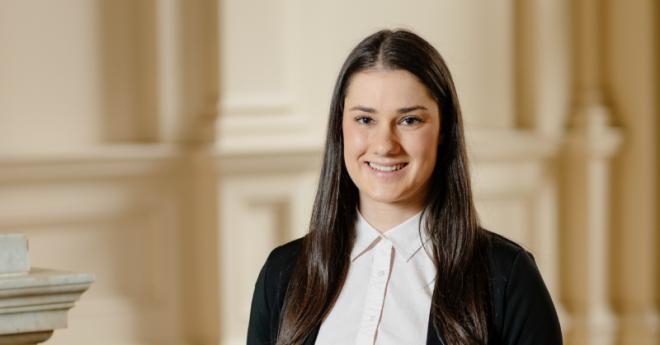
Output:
[{"xmin": 358, "ymin": 200, "xmax": 423, "ymax": 233}]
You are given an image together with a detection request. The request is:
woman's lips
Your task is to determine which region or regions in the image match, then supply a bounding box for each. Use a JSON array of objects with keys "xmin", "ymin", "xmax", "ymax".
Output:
[{"xmin": 366, "ymin": 161, "xmax": 408, "ymax": 172}]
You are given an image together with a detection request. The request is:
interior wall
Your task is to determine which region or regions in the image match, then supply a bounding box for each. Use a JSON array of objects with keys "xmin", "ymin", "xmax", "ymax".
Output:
[
  {"xmin": 0, "ymin": 0, "xmax": 218, "ymax": 344},
  {"xmin": 0, "ymin": 0, "xmax": 657, "ymax": 344},
  {"xmin": 0, "ymin": 1, "xmax": 104, "ymax": 150},
  {"xmin": 219, "ymin": 0, "xmax": 516, "ymax": 153}
]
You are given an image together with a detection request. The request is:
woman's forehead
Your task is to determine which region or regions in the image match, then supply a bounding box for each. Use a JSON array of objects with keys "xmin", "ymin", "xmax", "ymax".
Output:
[{"xmin": 344, "ymin": 69, "xmax": 437, "ymax": 111}]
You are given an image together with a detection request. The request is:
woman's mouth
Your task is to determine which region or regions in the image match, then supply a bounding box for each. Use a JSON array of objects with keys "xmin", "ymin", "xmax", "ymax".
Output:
[{"xmin": 367, "ymin": 162, "xmax": 407, "ymax": 172}]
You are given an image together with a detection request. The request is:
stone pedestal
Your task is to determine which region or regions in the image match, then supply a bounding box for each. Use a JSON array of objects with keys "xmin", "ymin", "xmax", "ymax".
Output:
[{"xmin": 0, "ymin": 234, "xmax": 93, "ymax": 344}]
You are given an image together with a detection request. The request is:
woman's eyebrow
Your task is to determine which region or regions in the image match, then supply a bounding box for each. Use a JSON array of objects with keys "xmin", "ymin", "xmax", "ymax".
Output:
[
  {"xmin": 348, "ymin": 105, "xmax": 376, "ymax": 113},
  {"xmin": 397, "ymin": 105, "xmax": 427, "ymax": 113},
  {"xmin": 348, "ymin": 105, "xmax": 428, "ymax": 113}
]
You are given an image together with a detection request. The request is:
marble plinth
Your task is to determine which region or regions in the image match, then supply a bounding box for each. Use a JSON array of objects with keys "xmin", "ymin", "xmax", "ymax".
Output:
[{"xmin": 0, "ymin": 234, "xmax": 93, "ymax": 344}]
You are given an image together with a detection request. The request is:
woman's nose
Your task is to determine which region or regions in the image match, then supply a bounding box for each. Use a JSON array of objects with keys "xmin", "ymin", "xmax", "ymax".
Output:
[{"xmin": 371, "ymin": 124, "xmax": 400, "ymax": 156}]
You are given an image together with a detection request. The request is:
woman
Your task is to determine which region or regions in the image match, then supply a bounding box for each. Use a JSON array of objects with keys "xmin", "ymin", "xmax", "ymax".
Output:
[{"xmin": 247, "ymin": 29, "xmax": 562, "ymax": 345}]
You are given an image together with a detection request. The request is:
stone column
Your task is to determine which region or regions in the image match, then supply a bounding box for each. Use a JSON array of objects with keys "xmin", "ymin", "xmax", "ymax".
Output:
[
  {"xmin": 513, "ymin": 0, "xmax": 571, "ymax": 332},
  {"xmin": 561, "ymin": 0, "xmax": 621, "ymax": 344},
  {"xmin": 605, "ymin": 1, "xmax": 659, "ymax": 344},
  {"xmin": 154, "ymin": 0, "xmax": 219, "ymax": 143},
  {"xmin": 151, "ymin": 1, "xmax": 221, "ymax": 343},
  {"xmin": 0, "ymin": 234, "xmax": 93, "ymax": 344}
]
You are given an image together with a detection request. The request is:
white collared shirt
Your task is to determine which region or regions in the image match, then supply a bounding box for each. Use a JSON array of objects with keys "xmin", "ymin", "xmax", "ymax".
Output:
[{"xmin": 315, "ymin": 211, "xmax": 436, "ymax": 345}]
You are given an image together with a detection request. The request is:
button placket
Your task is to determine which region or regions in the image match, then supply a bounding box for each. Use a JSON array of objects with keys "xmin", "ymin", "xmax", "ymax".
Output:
[{"xmin": 355, "ymin": 238, "xmax": 393, "ymax": 345}]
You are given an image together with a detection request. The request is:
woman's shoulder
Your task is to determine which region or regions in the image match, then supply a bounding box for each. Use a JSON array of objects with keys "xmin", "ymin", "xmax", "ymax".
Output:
[
  {"xmin": 482, "ymin": 229, "xmax": 542, "ymax": 305},
  {"xmin": 261, "ymin": 237, "xmax": 305, "ymax": 279},
  {"xmin": 482, "ymin": 229, "xmax": 562, "ymax": 342},
  {"xmin": 248, "ymin": 237, "xmax": 306, "ymax": 343},
  {"xmin": 253, "ymin": 237, "xmax": 305, "ymax": 315},
  {"xmin": 482, "ymin": 229, "xmax": 534, "ymax": 278}
]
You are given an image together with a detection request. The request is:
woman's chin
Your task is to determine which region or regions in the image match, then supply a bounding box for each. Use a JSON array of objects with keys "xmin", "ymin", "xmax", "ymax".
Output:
[{"xmin": 360, "ymin": 191, "xmax": 414, "ymax": 208}]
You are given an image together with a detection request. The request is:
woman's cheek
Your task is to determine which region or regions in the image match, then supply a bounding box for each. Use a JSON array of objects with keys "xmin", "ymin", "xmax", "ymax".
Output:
[
  {"xmin": 403, "ymin": 128, "xmax": 439, "ymax": 170},
  {"xmin": 344, "ymin": 125, "xmax": 368, "ymax": 156}
]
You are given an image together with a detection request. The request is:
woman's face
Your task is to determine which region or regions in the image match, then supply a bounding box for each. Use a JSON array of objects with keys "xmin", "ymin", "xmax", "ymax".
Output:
[{"xmin": 342, "ymin": 68, "xmax": 440, "ymax": 211}]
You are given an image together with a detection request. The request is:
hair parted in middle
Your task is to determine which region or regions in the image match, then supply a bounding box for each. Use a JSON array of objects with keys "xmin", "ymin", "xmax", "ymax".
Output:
[{"xmin": 276, "ymin": 29, "xmax": 492, "ymax": 345}]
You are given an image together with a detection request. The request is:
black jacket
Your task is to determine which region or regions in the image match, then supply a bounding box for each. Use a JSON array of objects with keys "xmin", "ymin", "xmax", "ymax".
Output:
[{"xmin": 247, "ymin": 231, "xmax": 562, "ymax": 345}]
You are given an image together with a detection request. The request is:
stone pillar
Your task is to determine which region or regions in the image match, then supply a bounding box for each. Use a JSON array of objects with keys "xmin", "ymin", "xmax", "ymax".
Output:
[
  {"xmin": 513, "ymin": 0, "xmax": 571, "ymax": 332},
  {"xmin": 561, "ymin": 0, "xmax": 621, "ymax": 344},
  {"xmin": 0, "ymin": 234, "xmax": 93, "ymax": 344},
  {"xmin": 151, "ymin": 1, "xmax": 221, "ymax": 343},
  {"xmin": 605, "ymin": 0, "xmax": 660, "ymax": 343},
  {"xmin": 154, "ymin": 0, "xmax": 219, "ymax": 143}
]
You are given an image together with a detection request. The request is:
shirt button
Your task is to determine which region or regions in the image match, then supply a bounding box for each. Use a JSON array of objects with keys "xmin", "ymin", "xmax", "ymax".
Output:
[{"xmin": 376, "ymin": 270, "xmax": 385, "ymax": 277}]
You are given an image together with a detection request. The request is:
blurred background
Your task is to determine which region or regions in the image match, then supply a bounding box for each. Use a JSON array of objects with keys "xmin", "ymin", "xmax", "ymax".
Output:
[{"xmin": 0, "ymin": 0, "xmax": 657, "ymax": 344}]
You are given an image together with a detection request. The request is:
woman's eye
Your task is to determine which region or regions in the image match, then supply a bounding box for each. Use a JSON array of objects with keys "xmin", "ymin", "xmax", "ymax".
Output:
[
  {"xmin": 400, "ymin": 116, "xmax": 422, "ymax": 126},
  {"xmin": 355, "ymin": 116, "xmax": 373, "ymax": 125}
]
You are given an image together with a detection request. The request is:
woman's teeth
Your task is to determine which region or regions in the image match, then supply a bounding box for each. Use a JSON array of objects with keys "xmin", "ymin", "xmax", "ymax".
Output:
[{"xmin": 368, "ymin": 162, "xmax": 406, "ymax": 172}]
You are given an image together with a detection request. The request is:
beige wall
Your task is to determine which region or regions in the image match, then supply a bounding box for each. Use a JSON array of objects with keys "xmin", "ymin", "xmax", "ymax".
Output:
[
  {"xmin": 657, "ymin": 0, "xmax": 660, "ymax": 319},
  {"xmin": 0, "ymin": 0, "xmax": 657, "ymax": 344}
]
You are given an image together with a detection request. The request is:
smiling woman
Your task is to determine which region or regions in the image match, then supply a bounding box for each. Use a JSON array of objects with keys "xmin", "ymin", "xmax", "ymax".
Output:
[{"xmin": 247, "ymin": 29, "xmax": 562, "ymax": 345}]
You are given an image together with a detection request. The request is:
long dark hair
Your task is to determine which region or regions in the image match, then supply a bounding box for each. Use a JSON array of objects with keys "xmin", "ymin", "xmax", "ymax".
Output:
[{"xmin": 277, "ymin": 29, "xmax": 492, "ymax": 345}]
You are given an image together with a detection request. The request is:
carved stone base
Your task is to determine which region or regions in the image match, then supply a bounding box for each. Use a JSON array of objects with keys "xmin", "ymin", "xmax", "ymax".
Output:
[{"xmin": 0, "ymin": 234, "xmax": 93, "ymax": 343}]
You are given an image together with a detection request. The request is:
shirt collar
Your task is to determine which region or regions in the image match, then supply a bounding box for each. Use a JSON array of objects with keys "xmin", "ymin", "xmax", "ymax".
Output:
[{"xmin": 351, "ymin": 210, "xmax": 430, "ymax": 262}]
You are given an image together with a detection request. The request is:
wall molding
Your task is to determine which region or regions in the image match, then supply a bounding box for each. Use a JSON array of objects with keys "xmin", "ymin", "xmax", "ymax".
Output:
[{"xmin": 0, "ymin": 144, "xmax": 183, "ymax": 182}]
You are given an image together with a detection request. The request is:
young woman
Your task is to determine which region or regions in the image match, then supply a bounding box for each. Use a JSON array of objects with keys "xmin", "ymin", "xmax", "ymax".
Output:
[{"xmin": 247, "ymin": 29, "xmax": 562, "ymax": 345}]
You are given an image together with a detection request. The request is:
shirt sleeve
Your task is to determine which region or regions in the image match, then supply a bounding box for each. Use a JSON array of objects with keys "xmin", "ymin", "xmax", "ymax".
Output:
[
  {"xmin": 501, "ymin": 250, "xmax": 563, "ymax": 344},
  {"xmin": 247, "ymin": 258, "xmax": 273, "ymax": 345}
]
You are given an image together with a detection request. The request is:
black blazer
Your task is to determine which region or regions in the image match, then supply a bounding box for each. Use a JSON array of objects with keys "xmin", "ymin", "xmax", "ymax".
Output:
[{"xmin": 247, "ymin": 231, "xmax": 562, "ymax": 345}]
